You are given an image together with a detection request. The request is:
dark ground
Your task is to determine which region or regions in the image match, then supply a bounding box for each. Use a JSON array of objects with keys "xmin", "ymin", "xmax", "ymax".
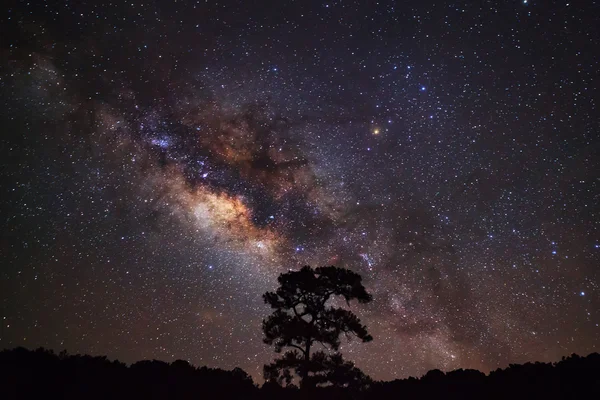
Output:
[{"xmin": 1, "ymin": 347, "xmax": 599, "ymax": 400}]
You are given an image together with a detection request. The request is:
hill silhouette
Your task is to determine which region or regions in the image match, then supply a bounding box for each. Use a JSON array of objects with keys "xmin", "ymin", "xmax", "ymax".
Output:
[{"xmin": 1, "ymin": 347, "xmax": 598, "ymax": 399}]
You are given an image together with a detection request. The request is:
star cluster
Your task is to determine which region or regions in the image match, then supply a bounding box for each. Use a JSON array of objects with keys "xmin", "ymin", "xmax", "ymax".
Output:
[{"xmin": 1, "ymin": 0, "xmax": 598, "ymax": 381}]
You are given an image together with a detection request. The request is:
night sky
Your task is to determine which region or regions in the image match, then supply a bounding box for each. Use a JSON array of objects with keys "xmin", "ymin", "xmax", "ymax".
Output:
[{"xmin": 1, "ymin": 0, "xmax": 598, "ymax": 382}]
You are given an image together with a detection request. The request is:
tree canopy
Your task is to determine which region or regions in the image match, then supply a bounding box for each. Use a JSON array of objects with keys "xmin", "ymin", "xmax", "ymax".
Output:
[{"xmin": 262, "ymin": 265, "xmax": 373, "ymax": 388}]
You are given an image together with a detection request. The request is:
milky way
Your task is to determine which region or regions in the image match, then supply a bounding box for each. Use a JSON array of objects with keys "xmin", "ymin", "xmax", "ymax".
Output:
[{"xmin": 1, "ymin": 1, "xmax": 598, "ymax": 381}]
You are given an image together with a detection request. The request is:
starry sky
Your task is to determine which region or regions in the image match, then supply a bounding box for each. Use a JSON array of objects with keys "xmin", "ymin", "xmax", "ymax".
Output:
[{"xmin": 1, "ymin": 0, "xmax": 598, "ymax": 382}]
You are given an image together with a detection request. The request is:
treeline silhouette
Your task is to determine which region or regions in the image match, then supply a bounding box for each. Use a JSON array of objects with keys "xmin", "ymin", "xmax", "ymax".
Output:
[{"xmin": 1, "ymin": 347, "xmax": 599, "ymax": 400}]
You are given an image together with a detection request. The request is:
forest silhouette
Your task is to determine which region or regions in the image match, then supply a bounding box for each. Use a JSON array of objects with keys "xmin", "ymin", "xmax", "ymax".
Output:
[
  {"xmin": 2, "ymin": 267, "xmax": 599, "ymax": 399},
  {"xmin": 1, "ymin": 347, "xmax": 599, "ymax": 399}
]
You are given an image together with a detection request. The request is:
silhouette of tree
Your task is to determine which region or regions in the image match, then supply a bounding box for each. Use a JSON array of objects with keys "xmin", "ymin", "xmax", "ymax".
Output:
[
  {"xmin": 308, "ymin": 352, "xmax": 373, "ymax": 389},
  {"xmin": 262, "ymin": 265, "xmax": 373, "ymax": 388}
]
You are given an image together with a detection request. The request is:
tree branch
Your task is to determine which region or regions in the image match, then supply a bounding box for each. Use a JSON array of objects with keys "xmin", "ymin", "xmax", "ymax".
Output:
[{"xmin": 287, "ymin": 344, "xmax": 306, "ymax": 355}]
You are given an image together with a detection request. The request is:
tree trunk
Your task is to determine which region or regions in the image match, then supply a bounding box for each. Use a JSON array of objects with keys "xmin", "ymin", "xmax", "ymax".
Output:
[{"xmin": 301, "ymin": 341, "xmax": 311, "ymax": 389}]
